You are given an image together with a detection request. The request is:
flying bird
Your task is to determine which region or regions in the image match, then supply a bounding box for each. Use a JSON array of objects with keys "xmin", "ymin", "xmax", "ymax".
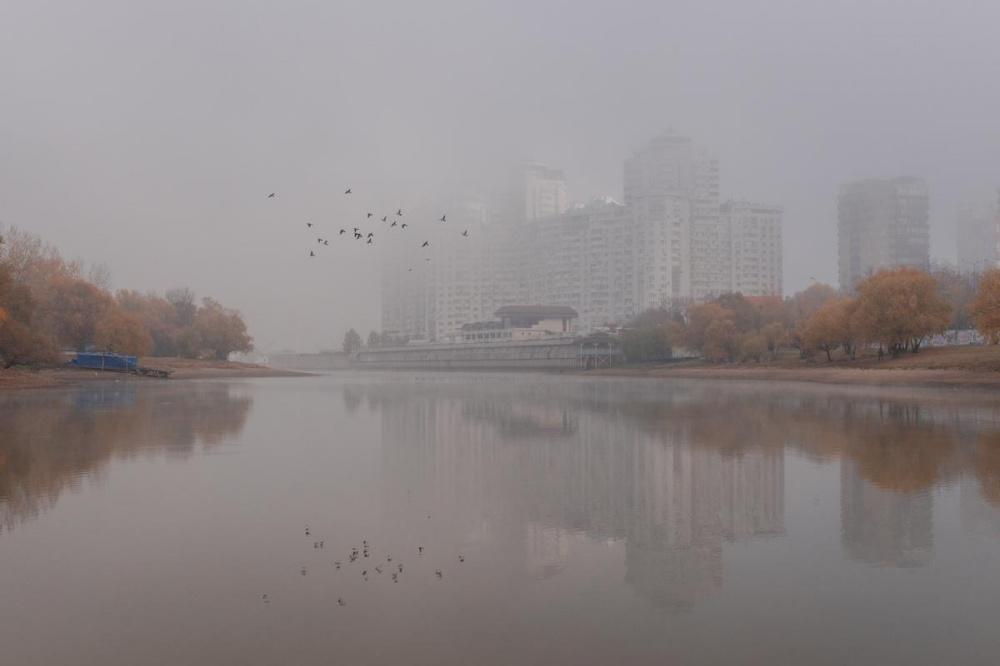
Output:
[
  {"xmin": 390, "ymin": 220, "xmax": 398, "ymax": 227},
  {"xmin": 309, "ymin": 251, "xmax": 315, "ymax": 257},
  {"xmin": 439, "ymin": 215, "xmax": 446, "ymax": 222},
  {"xmin": 367, "ymin": 212, "xmax": 373, "ymax": 218},
  {"xmin": 306, "ymin": 222, "xmax": 313, "ymax": 228},
  {"xmin": 396, "ymin": 208, "xmax": 403, "ymax": 216},
  {"xmin": 421, "ymin": 241, "xmax": 430, "ymax": 247},
  {"xmin": 401, "ymin": 223, "xmax": 408, "ymax": 229},
  {"xmin": 339, "ymin": 229, "xmax": 346, "ymax": 235},
  {"xmin": 367, "ymin": 238, "xmax": 373, "ymax": 245},
  {"xmin": 461, "ymin": 230, "xmax": 469, "ymax": 237},
  {"xmin": 344, "ymin": 188, "xmax": 352, "ymax": 195},
  {"xmin": 323, "ymin": 240, "xmax": 329, "ymax": 246},
  {"xmin": 367, "ymin": 232, "xmax": 374, "ymax": 238},
  {"xmin": 381, "ymin": 216, "xmax": 387, "ymax": 222},
  {"xmin": 267, "ymin": 193, "xmax": 276, "ymax": 198}
]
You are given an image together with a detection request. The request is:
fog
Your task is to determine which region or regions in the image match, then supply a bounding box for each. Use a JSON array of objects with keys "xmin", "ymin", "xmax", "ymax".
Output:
[{"xmin": 2, "ymin": 0, "xmax": 999, "ymax": 351}]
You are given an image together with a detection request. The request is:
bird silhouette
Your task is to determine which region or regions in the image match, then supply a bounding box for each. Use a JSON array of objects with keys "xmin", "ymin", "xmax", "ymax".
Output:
[
  {"xmin": 396, "ymin": 208, "xmax": 403, "ymax": 216},
  {"xmin": 418, "ymin": 547, "xmax": 423, "ymax": 555},
  {"xmin": 435, "ymin": 570, "xmax": 443, "ymax": 579},
  {"xmin": 407, "ymin": 268, "xmax": 413, "ymax": 272},
  {"xmin": 401, "ymin": 223, "xmax": 408, "ymax": 229},
  {"xmin": 353, "ymin": 227, "xmax": 360, "ymax": 233},
  {"xmin": 367, "ymin": 212, "xmax": 373, "ymax": 218},
  {"xmin": 305, "ymin": 527, "xmax": 310, "ymax": 536},
  {"xmin": 306, "ymin": 222, "xmax": 313, "ymax": 228},
  {"xmin": 458, "ymin": 555, "xmax": 465, "ymax": 563},
  {"xmin": 338, "ymin": 598, "xmax": 346, "ymax": 606},
  {"xmin": 366, "ymin": 238, "xmax": 373, "ymax": 245},
  {"xmin": 309, "ymin": 251, "xmax": 315, "ymax": 257},
  {"xmin": 317, "ymin": 238, "xmax": 323, "ymax": 243},
  {"xmin": 335, "ymin": 561, "xmax": 342, "ymax": 569},
  {"xmin": 339, "ymin": 229, "xmax": 346, "ymax": 235},
  {"xmin": 324, "ymin": 240, "xmax": 329, "ymax": 246},
  {"xmin": 461, "ymin": 230, "xmax": 469, "ymax": 237},
  {"xmin": 422, "ymin": 241, "xmax": 430, "ymax": 247},
  {"xmin": 367, "ymin": 232, "xmax": 374, "ymax": 238},
  {"xmin": 439, "ymin": 215, "xmax": 446, "ymax": 222},
  {"xmin": 381, "ymin": 216, "xmax": 387, "ymax": 222},
  {"xmin": 390, "ymin": 220, "xmax": 398, "ymax": 227},
  {"xmin": 267, "ymin": 193, "xmax": 276, "ymax": 198},
  {"xmin": 261, "ymin": 594, "xmax": 270, "ymax": 603},
  {"xmin": 344, "ymin": 188, "xmax": 352, "ymax": 195}
]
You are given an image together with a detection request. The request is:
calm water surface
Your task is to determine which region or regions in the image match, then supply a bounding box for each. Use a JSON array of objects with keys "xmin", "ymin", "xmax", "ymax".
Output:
[{"xmin": 2, "ymin": 373, "xmax": 1000, "ymax": 665}]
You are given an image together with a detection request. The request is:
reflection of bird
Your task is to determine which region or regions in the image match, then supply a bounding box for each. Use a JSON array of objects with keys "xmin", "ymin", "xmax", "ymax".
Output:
[
  {"xmin": 461, "ymin": 230, "xmax": 469, "ymax": 237},
  {"xmin": 344, "ymin": 188, "xmax": 352, "ymax": 194},
  {"xmin": 261, "ymin": 594, "xmax": 269, "ymax": 603},
  {"xmin": 335, "ymin": 561, "xmax": 341, "ymax": 569},
  {"xmin": 439, "ymin": 215, "xmax": 446, "ymax": 222},
  {"xmin": 458, "ymin": 555, "xmax": 465, "ymax": 563},
  {"xmin": 435, "ymin": 570, "xmax": 443, "ymax": 579},
  {"xmin": 422, "ymin": 241, "xmax": 429, "ymax": 247},
  {"xmin": 418, "ymin": 547, "xmax": 423, "ymax": 555},
  {"xmin": 338, "ymin": 598, "xmax": 346, "ymax": 606},
  {"xmin": 267, "ymin": 193, "xmax": 276, "ymax": 198}
]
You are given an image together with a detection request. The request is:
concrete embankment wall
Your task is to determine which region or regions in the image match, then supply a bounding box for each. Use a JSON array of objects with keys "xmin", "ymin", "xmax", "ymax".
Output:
[
  {"xmin": 269, "ymin": 352, "xmax": 353, "ymax": 371},
  {"xmin": 352, "ymin": 340, "xmax": 582, "ymax": 370}
]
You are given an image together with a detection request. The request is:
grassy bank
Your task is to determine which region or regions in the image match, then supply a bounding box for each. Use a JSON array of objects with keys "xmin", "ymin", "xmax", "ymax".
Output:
[
  {"xmin": 0, "ymin": 357, "xmax": 310, "ymax": 391},
  {"xmin": 588, "ymin": 345, "xmax": 1000, "ymax": 390}
]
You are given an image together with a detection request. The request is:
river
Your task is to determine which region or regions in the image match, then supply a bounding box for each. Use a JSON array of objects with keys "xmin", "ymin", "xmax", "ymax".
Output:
[{"xmin": 2, "ymin": 373, "xmax": 1000, "ymax": 665}]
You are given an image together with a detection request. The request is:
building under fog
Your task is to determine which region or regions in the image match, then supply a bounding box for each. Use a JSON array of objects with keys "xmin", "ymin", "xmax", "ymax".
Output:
[
  {"xmin": 956, "ymin": 195, "xmax": 999, "ymax": 273},
  {"xmin": 837, "ymin": 177, "xmax": 930, "ymax": 290},
  {"xmin": 382, "ymin": 134, "xmax": 784, "ymax": 340}
]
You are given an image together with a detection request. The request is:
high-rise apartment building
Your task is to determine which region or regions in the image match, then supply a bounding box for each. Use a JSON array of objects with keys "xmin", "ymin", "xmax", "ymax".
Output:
[
  {"xmin": 956, "ymin": 194, "xmax": 999, "ymax": 273},
  {"xmin": 722, "ymin": 200, "xmax": 783, "ymax": 297},
  {"xmin": 381, "ymin": 135, "xmax": 783, "ymax": 341},
  {"xmin": 838, "ymin": 177, "xmax": 930, "ymax": 289}
]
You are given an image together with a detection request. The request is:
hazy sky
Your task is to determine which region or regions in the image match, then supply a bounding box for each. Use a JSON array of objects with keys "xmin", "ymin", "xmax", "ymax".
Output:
[{"xmin": 3, "ymin": 0, "xmax": 999, "ymax": 351}]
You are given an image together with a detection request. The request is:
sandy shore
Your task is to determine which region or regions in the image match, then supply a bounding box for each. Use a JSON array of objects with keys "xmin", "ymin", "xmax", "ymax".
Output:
[{"xmin": 0, "ymin": 358, "xmax": 312, "ymax": 391}]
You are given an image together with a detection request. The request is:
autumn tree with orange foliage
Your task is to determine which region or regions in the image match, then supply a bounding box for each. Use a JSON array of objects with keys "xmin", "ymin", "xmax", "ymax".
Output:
[
  {"xmin": 801, "ymin": 297, "xmax": 858, "ymax": 361},
  {"xmin": 971, "ymin": 268, "xmax": 1000, "ymax": 344},
  {"xmin": 192, "ymin": 298, "xmax": 253, "ymax": 360},
  {"xmin": 851, "ymin": 267, "xmax": 951, "ymax": 355},
  {"xmin": 94, "ymin": 308, "xmax": 153, "ymax": 356}
]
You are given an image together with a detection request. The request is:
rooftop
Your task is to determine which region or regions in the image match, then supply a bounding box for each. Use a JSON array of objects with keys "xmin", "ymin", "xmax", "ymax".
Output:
[{"xmin": 495, "ymin": 305, "xmax": 578, "ymax": 319}]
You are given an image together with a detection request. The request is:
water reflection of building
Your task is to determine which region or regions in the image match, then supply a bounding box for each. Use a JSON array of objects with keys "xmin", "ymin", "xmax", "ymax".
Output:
[
  {"xmin": 365, "ymin": 379, "xmax": 785, "ymax": 612},
  {"xmin": 840, "ymin": 458, "xmax": 933, "ymax": 567}
]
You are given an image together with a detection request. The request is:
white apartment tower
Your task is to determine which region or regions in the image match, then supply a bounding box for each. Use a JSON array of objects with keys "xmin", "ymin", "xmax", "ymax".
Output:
[{"xmin": 722, "ymin": 200, "xmax": 783, "ymax": 297}]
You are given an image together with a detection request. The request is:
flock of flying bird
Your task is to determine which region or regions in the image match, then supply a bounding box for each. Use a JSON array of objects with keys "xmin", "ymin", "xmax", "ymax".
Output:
[
  {"xmin": 266, "ymin": 188, "xmax": 470, "ymax": 265},
  {"xmin": 259, "ymin": 524, "xmax": 466, "ymax": 607}
]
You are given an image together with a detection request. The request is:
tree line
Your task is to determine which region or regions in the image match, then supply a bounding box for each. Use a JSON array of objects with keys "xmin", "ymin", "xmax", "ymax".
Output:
[
  {"xmin": 0, "ymin": 228, "xmax": 252, "ymax": 368},
  {"xmin": 623, "ymin": 265, "xmax": 1000, "ymax": 363}
]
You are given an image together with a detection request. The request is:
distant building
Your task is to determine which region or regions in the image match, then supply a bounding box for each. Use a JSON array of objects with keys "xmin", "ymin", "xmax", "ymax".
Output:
[
  {"xmin": 722, "ymin": 200, "xmax": 783, "ymax": 297},
  {"xmin": 838, "ymin": 177, "xmax": 930, "ymax": 290},
  {"xmin": 460, "ymin": 305, "xmax": 578, "ymax": 343},
  {"xmin": 956, "ymin": 195, "xmax": 999, "ymax": 273},
  {"xmin": 381, "ymin": 133, "xmax": 784, "ymax": 340}
]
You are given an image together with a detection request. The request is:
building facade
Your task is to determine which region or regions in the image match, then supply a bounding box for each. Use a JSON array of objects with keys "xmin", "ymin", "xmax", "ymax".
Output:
[
  {"xmin": 382, "ymin": 135, "xmax": 783, "ymax": 340},
  {"xmin": 838, "ymin": 177, "xmax": 930, "ymax": 289},
  {"xmin": 956, "ymin": 194, "xmax": 999, "ymax": 273}
]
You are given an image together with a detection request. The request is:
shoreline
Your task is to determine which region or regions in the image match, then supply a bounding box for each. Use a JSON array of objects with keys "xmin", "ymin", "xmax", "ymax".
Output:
[
  {"xmin": 578, "ymin": 363, "xmax": 1000, "ymax": 391},
  {"xmin": 0, "ymin": 358, "xmax": 313, "ymax": 392}
]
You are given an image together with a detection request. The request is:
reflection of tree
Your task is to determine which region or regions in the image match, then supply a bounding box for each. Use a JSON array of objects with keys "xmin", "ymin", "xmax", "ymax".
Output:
[
  {"xmin": 345, "ymin": 378, "xmax": 1000, "ymax": 604},
  {"xmin": 0, "ymin": 384, "xmax": 252, "ymax": 533}
]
